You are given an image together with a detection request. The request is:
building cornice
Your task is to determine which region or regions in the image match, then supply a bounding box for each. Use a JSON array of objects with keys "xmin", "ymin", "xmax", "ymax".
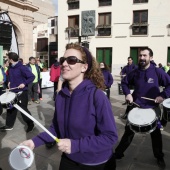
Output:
[{"xmin": 0, "ymin": 0, "xmax": 39, "ymax": 12}]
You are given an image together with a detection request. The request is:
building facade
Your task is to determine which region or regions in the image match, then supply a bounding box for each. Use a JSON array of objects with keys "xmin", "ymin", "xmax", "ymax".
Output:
[
  {"xmin": 58, "ymin": 0, "xmax": 170, "ymax": 75},
  {"xmin": 0, "ymin": 0, "xmax": 55, "ymax": 62},
  {"xmin": 33, "ymin": 16, "xmax": 58, "ymax": 67}
]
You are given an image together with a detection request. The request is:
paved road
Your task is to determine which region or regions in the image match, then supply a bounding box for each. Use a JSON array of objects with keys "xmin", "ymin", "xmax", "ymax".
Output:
[{"xmin": 0, "ymin": 80, "xmax": 170, "ymax": 170}]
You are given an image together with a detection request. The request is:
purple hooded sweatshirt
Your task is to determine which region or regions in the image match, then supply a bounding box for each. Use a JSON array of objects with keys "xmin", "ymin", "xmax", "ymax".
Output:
[
  {"xmin": 101, "ymin": 69, "xmax": 114, "ymax": 88},
  {"xmin": 9, "ymin": 61, "xmax": 35, "ymax": 93},
  {"xmin": 32, "ymin": 79, "xmax": 118, "ymax": 164},
  {"xmin": 121, "ymin": 63, "xmax": 137, "ymax": 75},
  {"xmin": 121, "ymin": 64, "xmax": 170, "ymax": 108}
]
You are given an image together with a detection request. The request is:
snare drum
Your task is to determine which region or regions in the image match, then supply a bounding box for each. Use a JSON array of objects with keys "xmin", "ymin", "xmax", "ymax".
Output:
[
  {"xmin": 0, "ymin": 92, "xmax": 18, "ymax": 109},
  {"xmin": 128, "ymin": 108, "xmax": 157, "ymax": 133},
  {"xmin": 162, "ymin": 98, "xmax": 170, "ymax": 121}
]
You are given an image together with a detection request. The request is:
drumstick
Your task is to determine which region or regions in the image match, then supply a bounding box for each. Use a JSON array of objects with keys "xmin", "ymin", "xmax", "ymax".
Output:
[
  {"xmin": 141, "ymin": 97, "xmax": 155, "ymax": 101},
  {"xmin": 14, "ymin": 104, "xmax": 59, "ymax": 143},
  {"xmin": 2, "ymin": 87, "xmax": 19, "ymax": 91},
  {"xmin": 133, "ymin": 102, "xmax": 140, "ymax": 107}
]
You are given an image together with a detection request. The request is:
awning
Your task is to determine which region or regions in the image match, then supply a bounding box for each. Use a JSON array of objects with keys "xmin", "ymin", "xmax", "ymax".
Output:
[
  {"xmin": 65, "ymin": 27, "xmax": 79, "ymax": 31},
  {"xmin": 131, "ymin": 22, "xmax": 148, "ymax": 26},
  {"xmin": 96, "ymin": 24, "xmax": 111, "ymax": 28},
  {"xmin": 67, "ymin": 0, "xmax": 79, "ymax": 3}
]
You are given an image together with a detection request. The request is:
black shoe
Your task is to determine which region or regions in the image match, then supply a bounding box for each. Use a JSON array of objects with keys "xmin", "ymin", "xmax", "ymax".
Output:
[
  {"xmin": 115, "ymin": 153, "xmax": 124, "ymax": 160},
  {"xmin": 46, "ymin": 141, "xmax": 56, "ymax": 149},
  {"xmin": 26, "ymin": 123, "xmax": 34, "ymax": 133},
  {"xmin": 122, "ymin": 102, "xmax": 127, "ymax": 105},
  {"xmin": 120, "ymin": 113, "xmax": 128, "ymax": 119},
  {"xmin": 157, "ymin": 158, "xmax": 166, "ymax": 169},
  {"xmin": 0, "ymin": 125, "xmax": 13, "ymax": 131}
]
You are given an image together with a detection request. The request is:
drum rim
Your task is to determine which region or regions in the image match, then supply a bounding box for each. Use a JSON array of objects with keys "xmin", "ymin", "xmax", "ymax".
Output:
[
  {"xmin": 163, "ymin": 98, "xmax": 170, "ymax": 108},
  {"xmin": 9, "ymin": 145, "xmax": 34, "ymax": 170},
  {"xmin": 128, "ymin": 108, "xmax": 156, "ymax": 125},
  {"xmin": 0, "ymin": 92, "xmax": 17, "ymax": 104}
]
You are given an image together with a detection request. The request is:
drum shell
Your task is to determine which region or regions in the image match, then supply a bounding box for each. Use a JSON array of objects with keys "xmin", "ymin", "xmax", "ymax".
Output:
[
  {"xmin": 129, "ymin": 119, "xmax": 157, "ymax": 133},
  {"xmin": 162, "ymin": 106, "xmax": 170, "ymax": 121},
  {"xmin": 127, "ymin": 108, "xmax": 158, "ymax": 134}
]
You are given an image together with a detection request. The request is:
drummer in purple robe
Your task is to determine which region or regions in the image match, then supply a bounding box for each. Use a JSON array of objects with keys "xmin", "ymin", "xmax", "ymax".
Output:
[{"xmin": 115, "ymin": 47, "xmax": 170, "ymax": 169}]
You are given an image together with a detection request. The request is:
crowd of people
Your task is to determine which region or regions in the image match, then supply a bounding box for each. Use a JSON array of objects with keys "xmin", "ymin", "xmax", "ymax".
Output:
[{"xmin": 0, "ymin": 44, "xmax": 170, "ymax": 170}]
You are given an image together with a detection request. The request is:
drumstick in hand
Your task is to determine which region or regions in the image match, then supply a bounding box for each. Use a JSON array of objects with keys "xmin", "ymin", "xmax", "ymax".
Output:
[
  {"xmin": 14, "ymin": 104, "xmax": 59, "ymax": 143},
  {"xmin": 141, "ymin": 97, "xmax": 155, "ymax": 101}
]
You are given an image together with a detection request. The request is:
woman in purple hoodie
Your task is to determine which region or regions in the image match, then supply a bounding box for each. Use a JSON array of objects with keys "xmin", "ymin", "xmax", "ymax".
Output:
[
  {"xmin": 100, "ymin": 62, "xmax": 113, "ymax": 99},
  {"xmin": 21, "ymin": 43, "xmax": 118, "ymax": 170}
]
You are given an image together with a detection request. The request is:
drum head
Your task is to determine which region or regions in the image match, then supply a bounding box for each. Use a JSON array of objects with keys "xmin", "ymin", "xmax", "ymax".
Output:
[
  {"xmin": 0, "ymin": 92, "xmax": 16, "ymax": 104},
  {"xmin": 128, "ymin": 108, "xmax": 156, "ymax": 125},
  {"xmin": 9, "ymin": 145, "xmax": 34, "ymax": 170},
  {"xmin": 163, "ymin": 98, "xmax": 170, "ymax": 109}
]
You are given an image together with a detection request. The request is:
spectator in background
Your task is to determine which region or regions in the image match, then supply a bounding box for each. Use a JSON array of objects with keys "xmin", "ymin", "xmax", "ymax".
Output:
[
  {"xmin": 50, "ymin": 58, "xmax": 60, "ymax": 100},
  {"xmin": 35, "ymin": 57, "xmax": 43, "ymax": 100},
  {"xmin": 158, "ymin": 63, "xmax": 165, "ymax": 71},
  {"xmin": 120, "ymin": 57, "xmax": 138, "ymax": 76},
  {"xmin": 120, "ymin": 57, "xmax": 137, "ymax": 105},
  {"xmin": 163, "ymin": 62, "xmax": 170, "ymax": 73},
  {"xmin": 99, "ymin": 62, "xmax": 113, "ymax": 99},
  {"xmin": 27, "ymin": 57, "xmax": 40, "ymax": 104}
]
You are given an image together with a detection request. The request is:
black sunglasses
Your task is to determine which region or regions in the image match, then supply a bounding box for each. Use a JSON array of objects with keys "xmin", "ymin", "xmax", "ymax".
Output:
[{"xmin": 60, "ymin": 56, "xmax": 85, "ymax": 65}]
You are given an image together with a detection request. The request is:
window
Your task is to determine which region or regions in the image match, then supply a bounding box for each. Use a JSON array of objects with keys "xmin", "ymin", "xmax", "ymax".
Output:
[
  {"xmin": 51, "ymin": 28, "xmax": 54, "ymax": 34},
  {"xmin": 68, "ymin": 0, "xmax": 79, "ymax": 10},
  {"xmin": 67, "ymin": 15, "xmax": 79, "ymax": 37},
  {"xmin": 51, "ymin": 19, "xmax": 55, "ymax": 27},
  {"xmin": 99, "ymin": 0, "xmax": 112, "ymax": 6},
  {"xmin": 96, "ymin": 13, "xmax": 111, "ymax": 36},
  {"xmin": 132, "ymin": 10, "xmax": 148, "ymax": 35},
  {"xmin": 133, "ymin": 0, "xmax": 148, "ymax": 3},
  {"xmin": 37, "ymin": 38, "xmax": 48, "ymax": 52}
]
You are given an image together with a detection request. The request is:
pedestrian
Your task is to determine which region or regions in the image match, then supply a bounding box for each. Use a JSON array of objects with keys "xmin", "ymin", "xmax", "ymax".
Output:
[
  {"xmin": 120, "ymin": 57, "xmax": 137, "ymax": 105},
  {"xmin": 27, "ymin": 56, "xmax": 41, "ymax": 104},
  {"xmin": 0, "ymin": 64, "xmax": 6, "ymax": 115},
  {"xmin": 99, "ymin": 62, "xmax": 113, "ymax": 99},
  {"xmin": 115, "ymin": 47, "xmax": 170, "ymax": 169},
  {"xmin": 21, "ymin": 43, "xmax": 118, "ymax": 170},
  {"xmin": 49, "ymin": 58, "xmax": 60, "ymax": 100},
  {"xmin": 35, "ymin": 57, "xmax": 43, "ymax": 100},
  {"xmin": 158, "ymin": 63, "xmax": 165, "ymax": 71},
  {"xmin": 0, "ymin": 52, "xmax": 35, "ymax": 132},
  {"xmin": 163, "ymin": 62, "xmax": 170, "ymax": 73}
]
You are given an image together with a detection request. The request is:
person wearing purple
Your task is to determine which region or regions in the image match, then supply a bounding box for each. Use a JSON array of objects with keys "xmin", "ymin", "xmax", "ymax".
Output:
[
  {"xmin": 120, "ymin": 56, "xmax": 137, "ymax": 76},
  {"xmin": 100, "ymin": 62, "xmax": 113, "ymax": 99},
  {"xmin": 0, "ymin": 52, "xmax": 35, "ymax": 132},
  {"xmin": 21, "ymin": 43, "xmax": 118, "ymax": 170},
  {"xmin": 115, "ymin": 47, "xmax": 170, "ymax": 169}
]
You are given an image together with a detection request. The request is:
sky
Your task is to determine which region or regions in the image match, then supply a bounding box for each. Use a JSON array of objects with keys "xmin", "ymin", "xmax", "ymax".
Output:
[{"xmin": 52, "ymin": 0, "xmax": 58, "ymax": 15}]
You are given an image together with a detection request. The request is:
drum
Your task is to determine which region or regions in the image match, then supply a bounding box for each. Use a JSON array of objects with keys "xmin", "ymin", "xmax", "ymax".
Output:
[
  {"xmin": 128, "ymin": 108, "xmax": 157, "ymax": 133},
  {"xmin": 0, "ymin": 92, "xmax": 18, "ymax": 109},
  {"xmin": 162, "ymin": 98, "xmax": 170, "ymax": 121},
  {"xmin": 9, "ymin": 145, "xmax": 34, "ymax": 170}
]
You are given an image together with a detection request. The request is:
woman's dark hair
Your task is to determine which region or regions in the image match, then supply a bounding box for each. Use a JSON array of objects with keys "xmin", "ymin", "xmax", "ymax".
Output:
[
  {"xmin": 8, "ymin": 52, "xmax": 19, "ymax": 62},
  {"xmin": 100, "ymin": 62, "xmax": 110, "ymax": 71}
]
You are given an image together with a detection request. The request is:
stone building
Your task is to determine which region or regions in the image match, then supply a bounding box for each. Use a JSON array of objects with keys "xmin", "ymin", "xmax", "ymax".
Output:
[
  {"xmin": 0, "ymin": 0, "xmax": 55, "ymax": 62},
  {"xmin": 58, "ymin": 0, "xmax": 170, "ymax": 75}
]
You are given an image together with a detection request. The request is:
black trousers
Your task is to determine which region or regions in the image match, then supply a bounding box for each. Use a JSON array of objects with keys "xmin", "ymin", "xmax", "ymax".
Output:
[
  {"xmin": 38, "ymin": 78, "xmax": 42, "ymax": 98},
  {"xmin": 105, "ymin": 88, "xmax": 110, "ymax": 99},
  {"xmin": 116, "ymin": 106, "xmax": 164, "ymax": 159},
  {"xmin": 6, "ymin": 90, "xmax": 33, "ymax": 127},
  {"xmin": 59, "ymin": 154, "xmax": 116, "ymax": 170}
]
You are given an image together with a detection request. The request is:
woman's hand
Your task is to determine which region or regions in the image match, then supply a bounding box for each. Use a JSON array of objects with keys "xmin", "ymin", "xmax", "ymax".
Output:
[
  {"xmin": 57, "ymin": 139, "xmax": 71, "ymax": 154},
  {"xmin": 20, "ymin": 140, "xmax": 35, "ymax": 150}
]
